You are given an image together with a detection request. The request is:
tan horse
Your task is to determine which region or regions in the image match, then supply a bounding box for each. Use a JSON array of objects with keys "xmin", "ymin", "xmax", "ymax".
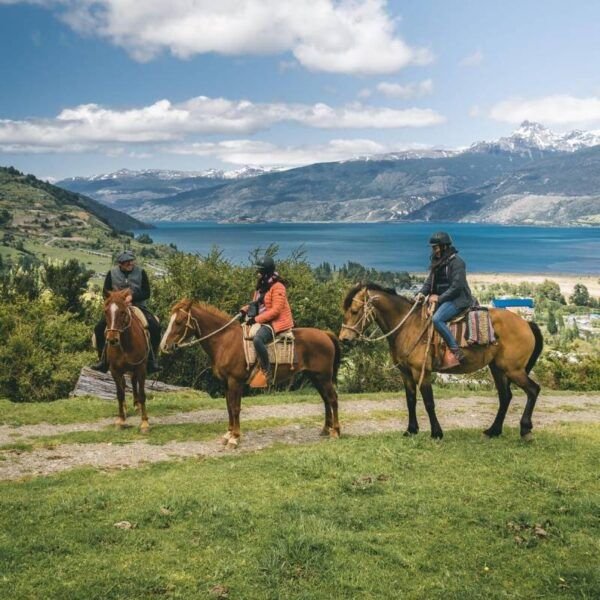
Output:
[
  {"xmin": 339, "ymin": 283, "xmax": 543, "ymax": 440},
  {"xmin": 104, "ymin": 289, "xmax": 150, "ymax": 431},
  {"xmin": 160, "ymin": 300, "xmax": 341, "ymax": 448}
]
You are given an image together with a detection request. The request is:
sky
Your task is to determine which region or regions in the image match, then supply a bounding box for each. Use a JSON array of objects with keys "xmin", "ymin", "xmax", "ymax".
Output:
[{"xmin": 1, "ymin": 0, "xmax": 600, "ymax": 179}]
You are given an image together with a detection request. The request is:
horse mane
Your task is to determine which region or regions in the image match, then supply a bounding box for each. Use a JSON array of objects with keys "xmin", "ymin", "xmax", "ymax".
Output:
[
  {"xmin": 343, "ymin": 281, "xmax": 413, "ymax": 310},
  {"xmin": 171, "ymin": 298, "xmax": 231, "ymax": 322}
]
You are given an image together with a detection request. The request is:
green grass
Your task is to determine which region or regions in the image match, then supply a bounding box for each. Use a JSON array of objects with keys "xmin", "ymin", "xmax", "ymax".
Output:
[{"xmin": 0, "ymin": 423, "xmax": 598, "ymax": 599}]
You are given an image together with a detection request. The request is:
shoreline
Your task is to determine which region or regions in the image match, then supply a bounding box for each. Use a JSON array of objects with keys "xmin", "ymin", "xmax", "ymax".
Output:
[{"xmin": 464, "ymin": 272, "xmax": 600, "ymax": 297}]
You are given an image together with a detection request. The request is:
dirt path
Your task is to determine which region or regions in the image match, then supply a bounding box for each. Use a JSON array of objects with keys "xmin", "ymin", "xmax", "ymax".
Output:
[{"xmin": 1, "ymin": 394, "xmax": 598, "ymax": 481}]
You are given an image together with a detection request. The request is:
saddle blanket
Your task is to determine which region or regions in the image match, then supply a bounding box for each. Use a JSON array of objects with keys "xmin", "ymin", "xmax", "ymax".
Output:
[
  {"xmin": 130, "ymin": 306, "xmax": 148, "ymax": 328},
  {"xmin": 439, "ymin": 308, "xmax": 497, "ymax": 348},
  {"xmin": 242, "ymin": 323, "xmax": 296, "ymax": 367}
]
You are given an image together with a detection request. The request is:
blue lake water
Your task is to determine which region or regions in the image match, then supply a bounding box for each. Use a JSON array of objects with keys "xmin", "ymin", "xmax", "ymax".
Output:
[{"xmin": 133, "ymin": 222, "xmax": 600, "ymax": 274}]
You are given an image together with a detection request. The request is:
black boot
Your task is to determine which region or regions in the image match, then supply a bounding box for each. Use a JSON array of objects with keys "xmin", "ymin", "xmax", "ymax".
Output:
[
  {"xmin": 90, "ymin": 352, "xmax": 109, "ymax": 373},
  {"xmin": 147, "ymin": 348, "xmax": 161, "ymax": 374}
]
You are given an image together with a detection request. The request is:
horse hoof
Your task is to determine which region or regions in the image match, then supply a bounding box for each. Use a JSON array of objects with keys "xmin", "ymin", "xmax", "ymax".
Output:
[
  {"xmin": 329, "ymin": 428, "xmax": 341, "ymax": 439},
  {"xmin": 115, "ymin": 419, "xmax": 127, "ymax": 429},
  {"xmin": 403, "ymin": 430, "xmax": 418, "ymax": 437},
  {"xmin": 226, "ymin": 438, "xmax": 239, "ymax": 450},
  {"xmin": 483, "ymin": 428, "xmax": 501, "ymax": 438},
  {"xmin": 222, "ymin": 431, "xmax": 233, "ymax": 445},
  {"xmin": 521, "ymin": 432, "xmax": 534, "ymax": 443},
  {"xmin": 431, "ymin": 431, "xmax": 444, "ymax": 440},
  {"xmin": 320, "ymin": 427, "xmax": 331, "ymax": 437},
  {"xmin": 140, "ymin": 423, "xmax": 150, "ymax": 434}
]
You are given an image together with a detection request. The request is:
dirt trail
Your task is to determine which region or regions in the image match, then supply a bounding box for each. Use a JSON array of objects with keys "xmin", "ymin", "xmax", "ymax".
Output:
[{"xmin": 0, "ymin": 394, "xmax": 598, "ymax": 481}]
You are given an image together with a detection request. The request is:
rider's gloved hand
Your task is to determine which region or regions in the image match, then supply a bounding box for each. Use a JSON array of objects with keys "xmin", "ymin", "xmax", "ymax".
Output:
[
  {"xmin": 415, "ymin": 292, "xmax": 426, "ymax": 303},
  {"xmin": 246, "ymin": 316, "xmax": 256, "ymax": 326}
]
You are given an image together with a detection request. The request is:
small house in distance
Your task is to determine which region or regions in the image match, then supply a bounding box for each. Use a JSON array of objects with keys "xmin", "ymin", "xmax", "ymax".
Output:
[{"xmin": 491, "ymin": 297, "xmax": 535, "ymax": 320}]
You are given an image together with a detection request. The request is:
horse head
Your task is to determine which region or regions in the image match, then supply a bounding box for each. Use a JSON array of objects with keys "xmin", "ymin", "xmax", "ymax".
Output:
[
  {"xmin": 160, "ymin": 299, "xmax": 199, "ymax": 354},
  {"xmin": 104, "ymin": 289, "xmax": 132, "ymax": 346},
  {"xmin": 339, "ymin": 284, "xmax": 374, "ymax": 344}
]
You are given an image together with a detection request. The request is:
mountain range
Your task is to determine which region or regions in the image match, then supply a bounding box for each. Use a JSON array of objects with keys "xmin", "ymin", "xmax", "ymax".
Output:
[{"xmin": 57, "ymin": 122, "xmax": 600, "ymax": 226}]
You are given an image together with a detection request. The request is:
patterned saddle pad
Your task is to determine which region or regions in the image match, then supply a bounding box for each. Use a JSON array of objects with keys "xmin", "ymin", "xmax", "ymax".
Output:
[
  {"xmin": 242, "ymin": 324, "xmax": 296, "ymax": 367},
  {"xmin": 436, "ymin": 308, "xmax": 497, "ymax": 349}
]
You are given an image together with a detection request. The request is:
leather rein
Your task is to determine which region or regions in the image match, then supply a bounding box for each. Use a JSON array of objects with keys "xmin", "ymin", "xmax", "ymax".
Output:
[{"xmin": 173, "ymin": 307, "xmax": 241, "ymax": 348}]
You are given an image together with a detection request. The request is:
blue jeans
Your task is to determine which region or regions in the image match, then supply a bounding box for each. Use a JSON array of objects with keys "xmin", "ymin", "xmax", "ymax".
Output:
[
  {"xmin": 253, "ymin": 325, "xmax": 274, "ymax": 372},
  {"xmin": 432, "ymin": 301, "xmax": 461, "ymax": 350}
]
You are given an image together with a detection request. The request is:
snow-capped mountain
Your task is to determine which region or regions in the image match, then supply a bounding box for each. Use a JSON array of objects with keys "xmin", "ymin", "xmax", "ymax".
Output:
[
  {"xmin": 470, "ymin": 121, "xmax": 600, "ymax": 155},
  {"xmin": 63, "ymin": 165, "xmax": 282, "ymax": 183}
]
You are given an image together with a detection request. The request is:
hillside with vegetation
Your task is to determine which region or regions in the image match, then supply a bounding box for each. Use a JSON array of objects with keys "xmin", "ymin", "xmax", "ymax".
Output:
[{"xmin": 0, "ymin": 166, "xmax": 172, "ymax": 275}]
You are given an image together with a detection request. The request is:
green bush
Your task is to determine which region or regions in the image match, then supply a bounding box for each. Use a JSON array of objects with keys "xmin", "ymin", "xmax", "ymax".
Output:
[{"xmin": 0, "ymin": 298, "xmax": 94, "ymax": 402}]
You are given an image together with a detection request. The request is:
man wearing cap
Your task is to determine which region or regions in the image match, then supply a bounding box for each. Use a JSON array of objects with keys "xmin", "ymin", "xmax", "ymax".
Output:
[
  {"xmin": 91, "ymin": 250, "xmax": 161, "ymax": 373},
  {"xmin": 415, "ymin": 232, "xmax": 474, "ymax": 367}
]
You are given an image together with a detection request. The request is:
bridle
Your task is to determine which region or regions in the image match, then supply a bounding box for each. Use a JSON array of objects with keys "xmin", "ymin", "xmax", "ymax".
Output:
[
  {"xmin": 105, "ymin": 302, "xmax": 132, "ymax": 344},
  {"xmin": 341, "ymin": 290, "xmax": 420, "ymax": 342},
  {"xmin": 171, "ymin": 307, "xmax": 241, "ymax": 348}
]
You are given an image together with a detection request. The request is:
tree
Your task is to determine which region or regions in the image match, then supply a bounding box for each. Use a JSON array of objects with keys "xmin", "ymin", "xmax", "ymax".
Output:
[
  {"xmin": 570, "ymin": 283, "xmax": 590, "ymax": 307},
  {"xmin": 137, "ymin": 233, "xmax": 154, "ymax": 244},
  {"xmin": 537, "ymin": 280, "xmax": 565, "ymax": 304},
  {"xmin": 42, "ymin": 259, "xmax": 93, "ymax": 313}
]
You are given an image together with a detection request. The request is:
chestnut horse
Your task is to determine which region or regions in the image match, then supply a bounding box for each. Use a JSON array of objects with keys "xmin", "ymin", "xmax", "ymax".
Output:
[
  {"xmin": 160, "ymin": 300, "xmax": 341, "ymax": 448},
  {"xmin": 340, "ymin": 283, "xmax": 543, "ymax": 440},
  {"xmin": 104, "ymin": 289, "xmax": 151, "ymax": 431}
]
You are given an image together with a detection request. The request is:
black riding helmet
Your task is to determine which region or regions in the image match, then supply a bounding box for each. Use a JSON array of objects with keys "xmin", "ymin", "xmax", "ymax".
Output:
[
  {"xmin": 255, "ymin": 255, "xmax": 276, "ymax": 275},
  {"xmin": 429, "ymin": 231, "xmax": 453, "ymax": 246}
]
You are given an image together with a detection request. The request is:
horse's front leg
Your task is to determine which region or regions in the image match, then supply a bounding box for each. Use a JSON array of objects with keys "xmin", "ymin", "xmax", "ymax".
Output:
[
  {"xmin": 414, "ymin": 370, "xmax": 443, "ymax": 439},
  {"xmin": 134, "ymin": 368, "xmax": 150, "ymax": 433},
  {"xmin": 113, "ymin": 372, "xmax": 128, "ymax": 428},
  {"xmin": 225, "ymin": 380, "xmax": 243, "ymax": 449},
  {"xmin": 400, "ymin": 370, "xmax": 419, "ymax": 436}
]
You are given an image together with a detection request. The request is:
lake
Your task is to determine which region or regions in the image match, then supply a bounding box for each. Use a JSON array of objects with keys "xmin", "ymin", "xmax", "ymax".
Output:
[{"xmin": 133, "ymin": 221, "xmax": 600, "ymax": 274}]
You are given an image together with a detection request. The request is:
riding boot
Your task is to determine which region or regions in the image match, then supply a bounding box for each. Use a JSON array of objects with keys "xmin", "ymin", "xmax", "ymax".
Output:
[
  {"xmin": 147, "ymin": 346, "xmax": 161, "ymax": 374},
  {"xmin": 90, "ymin": 347, "xmax": 109, "ymax": 373},
  {"xmin": 440, "ymin": 347, "xmax": 465, "ymax": 370}
]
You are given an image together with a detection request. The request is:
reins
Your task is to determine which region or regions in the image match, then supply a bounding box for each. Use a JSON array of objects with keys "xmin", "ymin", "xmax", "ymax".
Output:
[{"xmin": 174, "ymin": 307, "xmax": 241, "ymax": 348}]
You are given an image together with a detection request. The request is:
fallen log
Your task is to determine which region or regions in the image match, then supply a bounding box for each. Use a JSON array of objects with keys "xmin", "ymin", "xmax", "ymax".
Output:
[{"xmin": 71, "ymin": 367, "xmax": 191, "ymax": 400}]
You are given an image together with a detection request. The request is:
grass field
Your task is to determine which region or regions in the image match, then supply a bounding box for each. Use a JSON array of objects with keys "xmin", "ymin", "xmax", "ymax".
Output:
[{"xmin": 0, "ymin": 390, "xmax": 598, "ymax": 599}]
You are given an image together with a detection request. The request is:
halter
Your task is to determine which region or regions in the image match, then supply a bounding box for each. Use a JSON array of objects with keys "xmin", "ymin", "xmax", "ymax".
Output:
[
  {"xmin": 341, "ymin": 290, "xmax": 420, "ymax": 342},
  {"xmin": 105, "ymin": 303, "xmax": 132, "ymax": 340},
  {"xmin": 173, "ymin": 307, "xmax": 241, "ymax": 348}
]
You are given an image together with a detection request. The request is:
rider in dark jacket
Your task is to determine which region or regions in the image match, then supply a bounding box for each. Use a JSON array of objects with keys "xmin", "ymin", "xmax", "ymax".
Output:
[
  {"xmin": 91, "ymin": 250, "xmax": 161, "ymax": 373},
  {"xmin": 416, "ymin": 232, "xmax": 474, "ymax": 364}
]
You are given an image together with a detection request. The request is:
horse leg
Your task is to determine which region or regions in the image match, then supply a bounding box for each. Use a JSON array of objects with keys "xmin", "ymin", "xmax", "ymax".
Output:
[
  {"xmin": 131, "ymin": 373, "xmax": 140, "ymax": 413},
  {"xmin": 415, "ymin": 370, "xmax": 443, "ymax": 439},
  {"xmin": 114, "ymin": 373, "xmax": 127, "ymax": 428},
  {"xmin": 222, "ymin": 384, "xmax": 234, "ymax": 445},
  {"xmin": 309, "ymin": 374, "xmax": 340, "ymax": 438},
  {"xmin": 136, "ymin": 369, "xmax": 150, "ymax": 432},
  {"xmin": 506, "ymin": 369, "xmax": 540, "ymax": 440},
  {"xmin": 401, "ymin": 370, "xmax": 419, "ymax": 436},
  {"xmin": 226, "ymin": 381, "xmax": 243, "ymax": 449},
  {"xmin": 484, "ymin": 362, "xmax": 512, "ymax": 438}
]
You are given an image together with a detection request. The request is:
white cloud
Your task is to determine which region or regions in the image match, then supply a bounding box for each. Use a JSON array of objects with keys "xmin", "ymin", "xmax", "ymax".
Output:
[
  {"xmin": 3, "ymin": 0, "xmax": 433, "ymax": 75},
  {"xmin": 376, "ymin": 79, "xmax": 434, "ymax": 99},
  {"xmin": 0, "ymin": 95, "xmax": 445, "ymax": 152},
  {"xmin": 459, "ymin": 50, "xmax": 483, "ymax": 67},
  {"xmin": 489, "ymin": 95, "xmax": 600, "ymax": 125},
  {"xmin": 168, "ymin": 138, "xmax": 417, "ymax": 167},
  {"xmin": 357, "ymin": 88, "xmax": 372, "ymax": 99}
]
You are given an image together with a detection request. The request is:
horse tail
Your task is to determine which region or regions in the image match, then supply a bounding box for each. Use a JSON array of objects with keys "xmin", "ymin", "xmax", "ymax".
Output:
[
  {"xmin": 526, "ymin": 321, "xmax": 544, "ymax": 374},
  {"xmin": 325, "ymin": 331, "xmax": 342, "ymax": 383}
]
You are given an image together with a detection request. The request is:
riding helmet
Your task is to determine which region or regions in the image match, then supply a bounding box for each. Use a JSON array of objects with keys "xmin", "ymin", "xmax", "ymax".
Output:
[
  {"xmin": 255, "ymin": 255, "xmax": 276, "ymax": 275},
  {"xmin": 428, "ymin": 231, "xmax": 453, "ymax": 246}
]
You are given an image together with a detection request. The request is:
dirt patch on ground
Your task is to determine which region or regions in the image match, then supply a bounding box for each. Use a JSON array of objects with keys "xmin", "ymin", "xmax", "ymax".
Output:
[{"xmin": 0, "ymin": 394, "xmax": 598, "ymax": 481}]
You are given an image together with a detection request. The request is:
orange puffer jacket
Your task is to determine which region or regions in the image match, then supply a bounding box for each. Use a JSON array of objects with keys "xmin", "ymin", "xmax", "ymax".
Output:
[{"xmin": 254, "ymin": 282, "xmax": 294, "ymax": 333}]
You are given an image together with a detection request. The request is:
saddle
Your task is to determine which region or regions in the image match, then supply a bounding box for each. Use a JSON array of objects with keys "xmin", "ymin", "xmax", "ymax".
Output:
[
  {"xmin": 431, "ymin": 307, "xmax": 497, "ymax": 370},
  {"xmin": 130, "ymin": 306, "xmax": 149, "ymax": 328},
  {"xmin": 242, "ymin": 323, "xmax": 297, "ymax": 370}
]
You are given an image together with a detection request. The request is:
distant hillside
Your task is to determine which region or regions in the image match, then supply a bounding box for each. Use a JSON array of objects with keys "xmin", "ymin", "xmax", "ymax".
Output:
[
  {"xmin": 113, "ymin": 152, "xmax": 535, "ymax": 222},
  {"xmin": 0, "ymin": 166, "xmax": 162, "ymax": 271},
  {"xmin": 408, "ymin": 145, "xmax": 600, "ymax": 226}
]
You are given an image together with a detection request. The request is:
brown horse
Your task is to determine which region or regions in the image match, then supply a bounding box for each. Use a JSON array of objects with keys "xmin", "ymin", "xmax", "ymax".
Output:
[
  {"xmin": 104, "ymin": 289, "xmax": 151, "ymax": 431},
  {"xmin": 340, "ymin": 283, "xmax": 543, "ymax": 440},
  {"xmin": 160, "ymin": 300, "xmax": 341, "ymax": 448}
]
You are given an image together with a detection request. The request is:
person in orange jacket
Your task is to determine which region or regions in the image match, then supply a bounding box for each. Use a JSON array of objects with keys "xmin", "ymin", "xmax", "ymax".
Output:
[{"xmin": 241, "ymin": 256, "xmax": 294, "ymax": 387}]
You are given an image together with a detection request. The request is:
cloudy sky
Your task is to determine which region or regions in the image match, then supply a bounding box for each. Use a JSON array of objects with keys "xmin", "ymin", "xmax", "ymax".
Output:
[{"xmin": 1, "ymin": 0, "xmax": 599, "ymax": 178}]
